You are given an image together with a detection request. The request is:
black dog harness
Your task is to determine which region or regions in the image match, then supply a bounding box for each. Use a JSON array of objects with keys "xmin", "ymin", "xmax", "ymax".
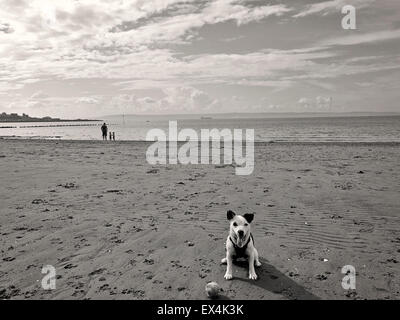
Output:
[{"xmin": 229, "ymin": 233, "xmax": 254, "ymax": 258}]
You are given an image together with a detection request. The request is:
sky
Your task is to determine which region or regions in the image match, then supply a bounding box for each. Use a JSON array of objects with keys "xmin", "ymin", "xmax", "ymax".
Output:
[{"xmin": 0, "ymin": 0, "xmax": 399, "ymax": 118}]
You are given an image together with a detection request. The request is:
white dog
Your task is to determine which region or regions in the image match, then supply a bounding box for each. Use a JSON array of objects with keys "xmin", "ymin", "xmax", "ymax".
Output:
[{"xmin": 221, "ymin": 210, "xmax": 261, "ymax": 280}]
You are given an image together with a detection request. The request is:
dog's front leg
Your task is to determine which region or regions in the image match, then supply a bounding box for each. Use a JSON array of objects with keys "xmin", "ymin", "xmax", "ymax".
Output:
[
  {"xmin": 248, "ymin": 253, "xmax": 258, "ymax": 280},
  {"xmin": 224, "ymin": 254, "xmax": 233, "ymax": 280}
]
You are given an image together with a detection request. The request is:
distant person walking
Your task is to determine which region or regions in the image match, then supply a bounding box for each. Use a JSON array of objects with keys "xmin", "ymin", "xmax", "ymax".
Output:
[{"xmin": 101, "ymin": 123, "xmax": 108, "ymax": 140}]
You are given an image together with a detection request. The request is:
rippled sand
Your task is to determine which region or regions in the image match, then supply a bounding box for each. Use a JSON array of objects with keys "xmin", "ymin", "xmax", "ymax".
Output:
[{"xmin": 0, "ymin": 139, "xmax": 399, "ymax": 299}]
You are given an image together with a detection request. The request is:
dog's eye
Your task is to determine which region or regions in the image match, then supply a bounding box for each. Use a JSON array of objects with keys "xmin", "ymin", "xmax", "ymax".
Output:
[
  {"xmin": 233, "ymin": 222, "xmax": 238, "ymax": 227},
  {"xmin": 244, "ymin": 223, "xmax": 248, "ymax": 226}
]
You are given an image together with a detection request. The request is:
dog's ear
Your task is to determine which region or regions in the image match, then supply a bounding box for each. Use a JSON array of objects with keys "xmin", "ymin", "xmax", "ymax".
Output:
[
  {"xmin": 243, "ymin": 213, "xmax": 254, "ymax": 224},
  {"xmin": 227, "ymin": 210, "xmax": 236, "ymax": 220}
]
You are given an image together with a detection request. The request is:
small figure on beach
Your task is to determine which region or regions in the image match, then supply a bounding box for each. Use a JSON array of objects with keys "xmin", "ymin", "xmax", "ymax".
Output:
[
  {"xmin": 109, "ymin": 132, "xmax": 112, "ymax": 140},
  {"xmin": 112, "ymin": 132, "xmax": 115, "ymax": 141},
  {"xmin": 101, "ymin": 123, "xmax": 108, "ymax": 140}
]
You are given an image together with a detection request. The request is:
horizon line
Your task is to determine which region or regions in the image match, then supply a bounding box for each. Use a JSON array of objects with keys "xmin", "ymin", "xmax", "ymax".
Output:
[{"xmin": 102, "ymin": 111, "xmax": 400, "ymax": 117}]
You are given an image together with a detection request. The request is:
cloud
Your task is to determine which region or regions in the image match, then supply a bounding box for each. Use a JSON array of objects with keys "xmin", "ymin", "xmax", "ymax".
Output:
[
  {"xmin": 0, "ymin": 0, "xmax": 291, "ymax": 52},
  {"xmin": 0, "ymin": 1, "xmax": 383, "ymax": 93},
  {"xmin": 316, "ymin": 96, "xmax": 332, "ymax": 110},
  {"xmin": 109, "ymin": 94, "xmax": 137, "ymax": 113},
  {"xmin": 319, "ymin": 29, "xmax": 400, "ymax": 46},
  {"xmin": 202, "ymin": 2, "xmax": 292, "ymax": 26},
  {"xmin": 105, "ymin": 86, "xmax": 219, "ymax": 114},
  {"xmin": 0, "ymin": 22, "xmax": 13, "ymax": 33},
  {"xmin": 159, "ymin": 86, "xmax": 220, "ymax": 112},
  {"xmin": 266, "ymin": 104, "xmax": 282, "ymax": 111},
  {"xmin": 221, "ymin": 35, "xmax": 245, "ymax": 42},
  {"xmin": 137, "ymin": 96, "xmax": 157, "ymax": 104},
  {"xmin": 298, "ymin": 97, "xmax": 310, "ymax": 104},
  {"xmin": 76, "ymin": 96, "xmax": 99, "ymax": 104},
  {"xmin": 1, "ymin": 0, "xmax": 399, "ymax": 115},
  {"xmin": 294, "ymin": 0, "xmax": 374, "ymax": 18},
  {"xmin": 102, "ymin": 2, "xmax": 291, "ymax": 48},
  {"xmin": 0, "ymin": 0, "xmax": 292, "ymax": 94},
  {"xmin": 30, "ymin": 90, "xmax": 49, "ymax": 100},
  {"xmin": 298, "ymin": 96, "xmax": 333, "ymax": 111}
]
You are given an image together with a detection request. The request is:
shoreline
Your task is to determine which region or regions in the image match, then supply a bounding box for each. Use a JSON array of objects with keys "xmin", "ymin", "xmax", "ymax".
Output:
[
  {"xmin": 1, "ymin": 137, "xmax": 400, "ymax": 146},
  {"xmin": 0, "ymin": 119, "xmax": 102, "ymax": 123}
]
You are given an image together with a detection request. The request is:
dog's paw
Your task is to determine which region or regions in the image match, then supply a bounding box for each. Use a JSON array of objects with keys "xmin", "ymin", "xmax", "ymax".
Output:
[
  {"xmin": 249, "ymin": 272, "xmax": 258, "ymax": 280},
  {"xmin": 224, "ymin": 273, "xmax": 233, "ymax": 280},
  {"xmin": 255, "ymin": 261, "xmax": 262, "ymax": 267},
  {"xmin": 221, "ymin": 258, "xmax": 227, "ymax": 265}
]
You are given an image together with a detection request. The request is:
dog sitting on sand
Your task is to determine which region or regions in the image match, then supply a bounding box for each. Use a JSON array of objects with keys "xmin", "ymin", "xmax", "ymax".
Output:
[{"xmin": 221, "ymin": 210, "xmax": 261, "ymax": 280}]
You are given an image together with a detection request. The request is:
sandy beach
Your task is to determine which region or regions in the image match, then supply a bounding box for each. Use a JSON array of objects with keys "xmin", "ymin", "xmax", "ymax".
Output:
[{"xmin": 0, "ymin": 138, "xmax": 399, "ymax": 300}]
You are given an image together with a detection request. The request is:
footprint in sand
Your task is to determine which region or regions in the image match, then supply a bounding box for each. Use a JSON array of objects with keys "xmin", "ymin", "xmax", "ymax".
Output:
[
  {"xmin": 0, "ymin": 286, "xmax": 21, "ymax": 299},
  {"xmin": 143, "ymin": 258, "xmax": 154, "ymax": 265},
  {"xmin": 386, "ymin": 258, "xmax": 398, "ymax": 264},
  {"xmin": 98, "ymin": 284, "xmax": 110, "ymax": 292},
  {"xmin": 57, "ymin": 182, "xmax": 78, "ymax": 189},
  {"xmin": 315, "ymin": 274, "xmax": 328, "ymax": 281},
  {"xmin": 89, "ymin": 268, "xmax": 106, "ymax": 276},
  {"xmin": 32, "ymin": 199, "xmax": 48, "ymax": 205},
  {"xmin": 2, "ymin": 257, "xmax": 15, "ymax": 262}
]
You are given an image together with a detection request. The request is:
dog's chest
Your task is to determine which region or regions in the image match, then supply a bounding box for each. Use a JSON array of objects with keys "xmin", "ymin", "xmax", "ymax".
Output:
[
  {"xmin": 233, "ymin": 244, "xmax": 248, "ymax": 258},
  {"xmin": 229, "ymin": 234, "xmax": 253, "ymax": 258}
]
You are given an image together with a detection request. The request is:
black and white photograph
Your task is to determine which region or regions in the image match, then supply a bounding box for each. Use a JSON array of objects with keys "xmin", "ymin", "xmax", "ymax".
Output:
[{"xmin": 0, "ymin": 0, "xmax": 399, "ymax": 304}]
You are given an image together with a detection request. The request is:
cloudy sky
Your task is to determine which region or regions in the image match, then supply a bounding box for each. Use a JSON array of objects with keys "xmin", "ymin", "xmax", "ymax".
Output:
[{"xmin": 0, "ymin": 0, "xmax": 399, "ymax": 118}]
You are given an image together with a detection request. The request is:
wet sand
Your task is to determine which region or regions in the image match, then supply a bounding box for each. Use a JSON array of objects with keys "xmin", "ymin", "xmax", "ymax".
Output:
[{"xmin": 0, "ymin": 139, "xmax": 399, "ymax": 300}]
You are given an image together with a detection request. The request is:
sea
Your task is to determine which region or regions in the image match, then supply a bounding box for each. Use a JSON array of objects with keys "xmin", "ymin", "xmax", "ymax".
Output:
[{"xmin": 1, "ymin": 114, "xmax": 400, "ymax": 143}]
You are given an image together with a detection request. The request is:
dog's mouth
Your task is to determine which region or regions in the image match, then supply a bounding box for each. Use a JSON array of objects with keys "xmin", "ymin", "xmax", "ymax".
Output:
[{"xmin": 235, "ymin": 233, "xmax": 247, "ymax": 246}]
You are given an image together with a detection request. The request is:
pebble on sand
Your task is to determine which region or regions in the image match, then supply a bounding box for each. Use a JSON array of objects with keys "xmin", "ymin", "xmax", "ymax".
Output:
[{"xmin": 205, "ymin": 282, "xmax": 221, "ymax": 299}]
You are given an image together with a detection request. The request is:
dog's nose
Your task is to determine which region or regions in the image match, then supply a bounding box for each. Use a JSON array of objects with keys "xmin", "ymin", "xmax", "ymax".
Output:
[{"xmin": 238, "ymin": 230, "xmax": 244, "ymax": 237}]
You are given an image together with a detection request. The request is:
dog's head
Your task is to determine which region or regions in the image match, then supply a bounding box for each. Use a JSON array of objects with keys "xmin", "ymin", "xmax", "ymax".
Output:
[{"xmin": 227, "ymin": 210, "xmax": 254, "ymax": 246}]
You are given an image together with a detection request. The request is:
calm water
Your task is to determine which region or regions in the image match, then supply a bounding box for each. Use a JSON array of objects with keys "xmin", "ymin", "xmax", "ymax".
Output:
[{"xmin": 1, "ymin": 115, "xmax": 400, "ymax": 142}]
